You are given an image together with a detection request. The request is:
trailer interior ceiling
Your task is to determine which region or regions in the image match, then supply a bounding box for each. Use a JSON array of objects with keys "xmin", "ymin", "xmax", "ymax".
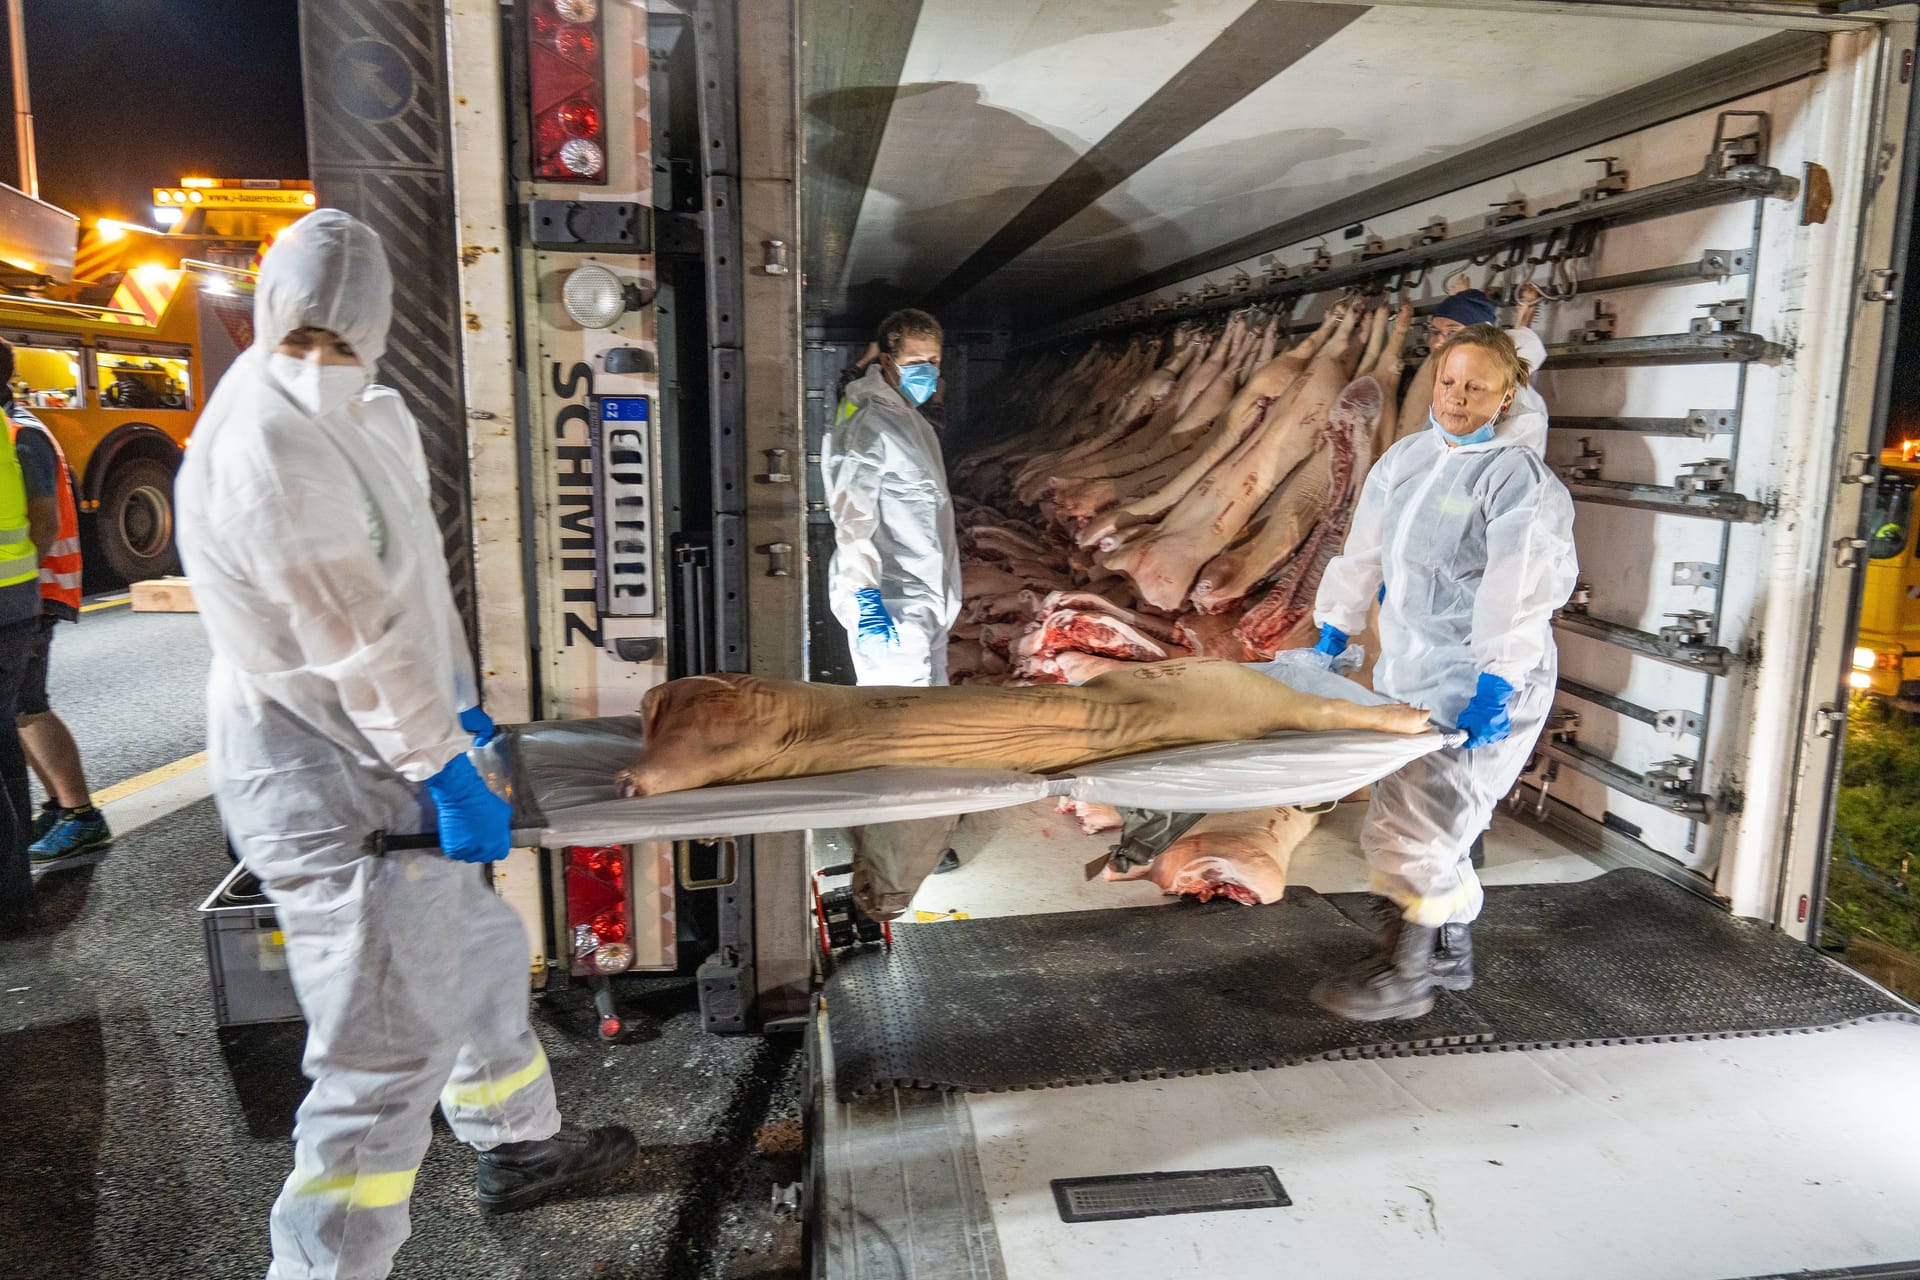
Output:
[{"xmin": 802, "ymin": 0, "xmax": 1866, "ymax": 332}]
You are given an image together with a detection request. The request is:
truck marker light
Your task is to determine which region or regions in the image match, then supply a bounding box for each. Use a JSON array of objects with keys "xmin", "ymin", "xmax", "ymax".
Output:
[
  {"xmin": 1850, "ymin": 671, "xmax": 1872, "ymax": 691},
  {"xmin": 554, "ymin": 0, "xmax": 598, "ymax": 22},
  {"xmin": 1854, "ymin": 647, "xmax": 1877, "ymax": 670},
  {"xmin": 564, "ymin": 844, "xmax": 635, "ymax": 975},
  {"xmin": 528, "ymin": 0, "xmax": 608, "ymax": 183}
]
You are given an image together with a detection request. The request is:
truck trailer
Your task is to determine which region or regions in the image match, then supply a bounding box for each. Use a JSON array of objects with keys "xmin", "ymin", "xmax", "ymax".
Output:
[{"xmin": 290, "ymin": 1, "xmax": 1920, "ymax": 1275}]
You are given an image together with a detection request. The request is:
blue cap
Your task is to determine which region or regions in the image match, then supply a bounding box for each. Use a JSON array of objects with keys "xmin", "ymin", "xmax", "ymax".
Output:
[{"xmin": 1433, "ymin": 289, "xmax": 1498, "ymax": 328}]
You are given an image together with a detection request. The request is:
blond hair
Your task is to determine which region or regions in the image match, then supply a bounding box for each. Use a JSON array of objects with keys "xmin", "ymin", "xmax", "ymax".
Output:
[
  {"xmin": 876, "ymin": 307, "xmax": 943, "ymax": 355},
  {"xmin": 1442, "ymin": 323, "xmax": 1529, "ymax": 393}
]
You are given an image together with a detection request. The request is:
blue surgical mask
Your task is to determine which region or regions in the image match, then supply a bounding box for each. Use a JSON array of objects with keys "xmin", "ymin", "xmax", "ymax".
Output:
[
  {"xmin": 1428, "ymin": 407, "xmax": 1500, "ymax": 447},
  {"xmin": 896, "ymin": 362, "xmax": 939, "ymax": 406}
]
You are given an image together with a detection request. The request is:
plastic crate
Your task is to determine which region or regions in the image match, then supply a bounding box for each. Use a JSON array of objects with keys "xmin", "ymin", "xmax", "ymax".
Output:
[{"xmin": 199, "ymin": 863, "xmax": 303, "ymax": 1027}]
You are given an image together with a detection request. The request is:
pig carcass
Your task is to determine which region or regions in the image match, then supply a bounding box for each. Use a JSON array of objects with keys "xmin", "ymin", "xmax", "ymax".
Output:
[{"xmin": 614, "ymin": 658, "xmax": 1431, "ymax": 798}]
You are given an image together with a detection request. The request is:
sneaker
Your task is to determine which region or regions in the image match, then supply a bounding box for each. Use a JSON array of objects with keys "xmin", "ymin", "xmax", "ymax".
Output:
[
  {"xmin": 29, "ymin": 803, "xmax": 62, "ymax": 844},
  {"xmin": 475, "ymin": 1124, "xmax": 637, "ymax": 1213},
  {"xmin": 30, "ymin": 809, "xmax": 113, "ymax": 864}
]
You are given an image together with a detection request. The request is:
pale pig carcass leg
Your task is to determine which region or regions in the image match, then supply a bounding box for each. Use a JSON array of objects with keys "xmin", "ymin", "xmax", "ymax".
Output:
[
  {"xmin": 1116, "ymin": 306, "xmax": 1342, "ymax": 527},
  {"xmin": 1103, "ymin": 307, "xmax": 1363, "ymax": 611}
]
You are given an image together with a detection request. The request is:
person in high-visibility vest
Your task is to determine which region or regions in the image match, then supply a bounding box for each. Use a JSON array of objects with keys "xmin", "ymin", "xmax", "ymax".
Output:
[
  {"xmin": 0, "ymin": 365, "xmax": 43, "ymax": 932},
  {"xmin": 0, "ymin": 337, "xmax": 110, "ymax": 863}
]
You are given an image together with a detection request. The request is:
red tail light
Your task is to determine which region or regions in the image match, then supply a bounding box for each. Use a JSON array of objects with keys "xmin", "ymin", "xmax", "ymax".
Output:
[
  {"xmin": 527, "ymin": 0, "xmax": 608, "ymax": 183},
  {"xmin": 564, "ymin": 844, "xmax": 634, "ymax": 974}
]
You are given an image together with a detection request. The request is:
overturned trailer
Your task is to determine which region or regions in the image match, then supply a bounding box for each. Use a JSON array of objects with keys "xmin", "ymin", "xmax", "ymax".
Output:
[{"xmin": 298, "ymin": 0, "xmax": 1920, "ymax": 1274}]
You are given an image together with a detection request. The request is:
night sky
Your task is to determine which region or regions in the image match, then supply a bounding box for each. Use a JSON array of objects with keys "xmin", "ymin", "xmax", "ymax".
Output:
[{"xmin": 0, "ymin": 0, "xmax": 306, "ymax": 224}]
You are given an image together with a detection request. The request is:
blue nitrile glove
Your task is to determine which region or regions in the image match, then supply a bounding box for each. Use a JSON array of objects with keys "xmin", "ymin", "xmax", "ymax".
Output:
[
  {"xmin": 1313, "ymin": 624, "xmax": 1349, "ymax": 658},
  {"xmin": 1458, "ymin": 672, "xmax": 1516, "ymax": 749},
  {"xmin": 855, "ymin": 586, "xmax": 899, "ymax": 645},
  {"xmin": 458, "ymin": 705, "xmax": 496, "ymax": 747},
  {"xmin": 424, "ymin": 752, "xmax": 513, "ymax": 863},
  {"xmin": 1377, "ymin": 583, "xmax": 1386, "ymax": 604}
]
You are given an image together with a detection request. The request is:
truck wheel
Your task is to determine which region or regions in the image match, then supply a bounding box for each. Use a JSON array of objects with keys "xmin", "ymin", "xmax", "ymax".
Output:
[{"xmin": 96, "ymin": 457, "xmax": 181, "ymax": 583}]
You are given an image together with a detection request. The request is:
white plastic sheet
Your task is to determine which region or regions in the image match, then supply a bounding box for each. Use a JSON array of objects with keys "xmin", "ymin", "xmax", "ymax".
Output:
[{"xmin": 478, "ymin": 665, "xmax": 1458, "ymax": 846}]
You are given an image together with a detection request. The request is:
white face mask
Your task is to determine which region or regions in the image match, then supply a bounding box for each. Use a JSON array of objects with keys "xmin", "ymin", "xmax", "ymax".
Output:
[{"xmin": 268, "ymin": 351, "xmax": 369, "ymax": 419}]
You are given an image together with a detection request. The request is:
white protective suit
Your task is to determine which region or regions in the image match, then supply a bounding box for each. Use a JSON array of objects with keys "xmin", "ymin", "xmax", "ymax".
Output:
[
  {"xmin": 176, "ymin": 210, "xmax": 560, "ymax": 1280},
  {"xmin": 821, "ymin": 365, "xmax": 962, "ymax": 685},
  {"xmin": 1314, "ymin": 353, "xmax": 1577, "ymax": 927}
]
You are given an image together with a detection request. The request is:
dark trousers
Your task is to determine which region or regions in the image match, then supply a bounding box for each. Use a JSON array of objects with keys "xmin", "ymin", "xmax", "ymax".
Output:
[{"xmin": 0, "ymin": 614, "xmax": 41, "ymax": 917}]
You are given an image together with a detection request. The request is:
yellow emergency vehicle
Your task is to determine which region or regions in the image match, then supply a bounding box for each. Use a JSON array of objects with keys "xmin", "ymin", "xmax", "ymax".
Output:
[
  {"xmin": 1852, "ymin": 442, "xmax": 1920, "ymax": 708},
  {"xmin": 0, "ymin": 266, "xmax": 250, "ymax": 581}
]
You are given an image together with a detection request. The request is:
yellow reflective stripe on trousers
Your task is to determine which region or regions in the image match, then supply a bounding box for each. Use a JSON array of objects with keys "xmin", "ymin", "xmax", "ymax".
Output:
[
  {"xmin": 440, "ymin": 1044, "xmax": 549, "ymax": 1113},
  {"xmin": 290, "ymin": 1166, "xmax": 418, "ymax": 1209},
  {"xmin": 1369, "ymin": 873, "xmax": 1479, "ymax": 927}
]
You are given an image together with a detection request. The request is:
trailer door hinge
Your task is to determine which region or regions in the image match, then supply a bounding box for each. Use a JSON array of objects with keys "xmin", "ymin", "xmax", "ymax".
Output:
[
  {"xmin": 1841, "ymin": 452, "xmax": 1878, "ymax": 485},
  {"xmin": 758, "ymin": 447, "xmax": 793, "ymax": 484},
  {"xmin": 1834, "ymin": 537, "xmax": 1868, "ymax": 569},
  {"xmin": 1863, "ymin": 268, "xmax": 1898, "ymax": 303},
  {"xmin": 756, "ymin": 542, "xmax": 794, "ymax": 577},
  {"xmin": 1814, "ymin": 704, "xmax": 1847, "ymax": 739}
]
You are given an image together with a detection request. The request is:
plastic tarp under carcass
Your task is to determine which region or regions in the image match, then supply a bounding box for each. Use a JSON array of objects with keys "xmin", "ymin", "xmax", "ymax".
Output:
[{"xmin": 472, "ymin": 662, "xmax": 1458, "ymax": 847}]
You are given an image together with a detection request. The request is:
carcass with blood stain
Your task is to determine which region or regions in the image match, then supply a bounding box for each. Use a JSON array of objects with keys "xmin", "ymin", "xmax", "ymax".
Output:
[{"xmin": 1102, "ymin": 807, "xmax": 1318, "ymax": 905}]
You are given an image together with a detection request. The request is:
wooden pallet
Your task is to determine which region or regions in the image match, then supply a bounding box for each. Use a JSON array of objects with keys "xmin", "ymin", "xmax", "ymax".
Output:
[{"xmin": 130, "ymin": 576, "xmax": 197, "ymax": 613}]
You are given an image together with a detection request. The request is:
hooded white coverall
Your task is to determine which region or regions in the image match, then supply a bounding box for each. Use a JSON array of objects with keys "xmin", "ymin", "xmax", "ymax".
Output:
[
  {"xmin": 1314, "ymin": 344, "xmax": 1577, "ymax": 927},
  {"xmin": 821, "ymin": 365, "xmax": 961, "ymax": 685},
  {"xmin": 176, "ymin": 210, "xmax": 560, "ymax": 1279}
]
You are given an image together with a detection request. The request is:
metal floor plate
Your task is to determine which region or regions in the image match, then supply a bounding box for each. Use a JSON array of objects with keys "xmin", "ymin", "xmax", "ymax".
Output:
[{"xmin": 825, "ymin": 887, "xmax": 1491, "ymax": 1098}]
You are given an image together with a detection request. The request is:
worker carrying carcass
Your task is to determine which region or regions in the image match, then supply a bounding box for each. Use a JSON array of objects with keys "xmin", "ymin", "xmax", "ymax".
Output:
[
  {"xmin": 1304, "ymin": 323, "xmax": 1577, "ymax": 1021},
  {"xmin": 822, "ymin": 307, "xmax": 962, "ymax": 686},
  {"xmin": 176, "ymin": 209, "xmax": 634, "ymax": 1280}
]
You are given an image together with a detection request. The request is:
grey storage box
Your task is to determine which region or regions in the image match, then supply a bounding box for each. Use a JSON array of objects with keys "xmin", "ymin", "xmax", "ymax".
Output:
[{"xmin": 199, "ymin": 863, "xmax": 304, "ymax": 1027}]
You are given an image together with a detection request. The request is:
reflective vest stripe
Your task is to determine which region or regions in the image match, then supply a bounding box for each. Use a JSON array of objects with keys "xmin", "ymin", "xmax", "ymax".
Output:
[{"xmin": 6, "ymin": 412, "xmax": 83, "ymax": 611}]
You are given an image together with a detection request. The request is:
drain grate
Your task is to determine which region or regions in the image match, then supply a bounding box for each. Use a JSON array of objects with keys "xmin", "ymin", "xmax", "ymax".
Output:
[{"xmin": 1051, "ymin": 1166, "xmax": 1291, "ymax": 1223}]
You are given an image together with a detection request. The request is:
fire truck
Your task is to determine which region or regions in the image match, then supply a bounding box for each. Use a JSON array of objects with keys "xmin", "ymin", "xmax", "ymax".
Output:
[{"xmin": 293, "ymin": 2, "xmax": 1920, "ymax": 1274}]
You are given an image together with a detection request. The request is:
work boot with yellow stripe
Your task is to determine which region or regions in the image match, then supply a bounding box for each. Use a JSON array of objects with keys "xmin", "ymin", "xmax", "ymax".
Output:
[{"xmin": 475, "ymin": 1124, "xmax": 637, "ymax": 1213}]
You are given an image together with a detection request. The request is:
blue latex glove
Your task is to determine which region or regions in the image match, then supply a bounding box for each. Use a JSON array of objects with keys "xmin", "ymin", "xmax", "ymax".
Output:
[
  {"xmin": 458, "ymin": 705, "xmax": 496, "ymax": 747},
  {"xmin": 1313, "ymin": 624, "xmax": 1349, "ymax": 658},
  {"xmin": 424, "ymin": 752, "xmax": 513, "ymax": 863},
  {"xmin": 854, "ymin": 586, "xmax": 899, "ymax": 645},
  {"xmin": 1458, "ymin": 672, "xmax": 1516, "ymax": 749}
]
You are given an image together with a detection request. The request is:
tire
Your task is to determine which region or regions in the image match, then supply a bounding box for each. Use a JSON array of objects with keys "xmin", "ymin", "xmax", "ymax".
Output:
[{"xmin": 95, "ymin": 456, "xmax": 181, "ymax": 584}]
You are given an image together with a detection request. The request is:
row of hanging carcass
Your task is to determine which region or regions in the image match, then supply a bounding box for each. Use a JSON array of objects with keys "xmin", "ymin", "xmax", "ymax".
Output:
[
  {"xmin": 949, "ymin": 300, "xmax": 1425, "ymax": 688},
  {"xmin": 944, "ymin": 300, "xmax": 1437, "ymax": 901}
]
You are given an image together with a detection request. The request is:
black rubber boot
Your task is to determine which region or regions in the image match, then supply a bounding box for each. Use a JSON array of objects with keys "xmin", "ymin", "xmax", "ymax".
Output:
[
  {"xmin": 1310, "ymin": 915, "xmax": 1442, "ymax": 1021},
  {"xmin": 475, "ymin": 1124, "xmax": 637, "ymax": 1213},
  {"xmin": 1433, "ymin": 922, "xmax": 1473, "ymax": 991}
]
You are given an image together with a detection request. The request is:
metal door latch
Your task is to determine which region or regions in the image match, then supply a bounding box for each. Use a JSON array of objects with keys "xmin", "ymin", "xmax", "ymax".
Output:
[
  {"xmin": 758, "ymin": 448, "xmax": 792, "ymax": 484},
  {"xmin": 1563, "ymin": 582, "xmax": 1592, "ymax": 614},
  {"xmin": 762, "ymin": 239, "xmax": 792, "ymax": 275},
  {"xmin": 1647, "ymin": 757, "xmax": 1700, "ymax": 800},
  {"xmin": 1834, "ymin": 537, "xmax": 1868, "ymax": 569},
  {"xmin": 1863, "ymin": 268, "xmax": 1898, "ymax": 303},
  {"xmin": 1573, "ymin": 303, "xmax": 1616, "ymax": 344},
  {"xmin": 1841, "ymin": 452, "xmax": 1878, "ymax": 485},
  {"xmin": 1690, "ymin": 299, "xmax": 1748, "ymax": 334},
  {"xmin": 1660, "ymin": 611, "xmax": 1715, "ymax": 647},
  {"xmin": 1561, "ymin": 438, "xmax": 1605, "ymax": 483},
  {"xmin": 1676, "ymin": 459, "xmax": 1733, "ymax": 493},
  {"xmin": 1814, "ymin": 704, "xmax": 1847, "ymax": 739}
]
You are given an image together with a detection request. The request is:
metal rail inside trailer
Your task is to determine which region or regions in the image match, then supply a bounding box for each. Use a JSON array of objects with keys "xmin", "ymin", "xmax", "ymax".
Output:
[{"xmin": 305, "ymin": 0, "xmax": 1920, "ymax": 1275}]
